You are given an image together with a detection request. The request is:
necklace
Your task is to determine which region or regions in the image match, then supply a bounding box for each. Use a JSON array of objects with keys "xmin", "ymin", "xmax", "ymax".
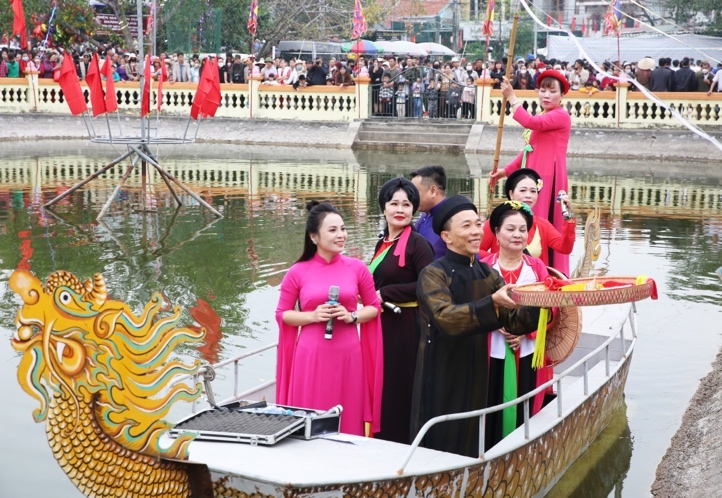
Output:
[
  {"xmin": 383, "ymin": 233, "xmax": 401, "ymax": 243},
  {"xmin": 498, "ymin": 259, "xmax": 523, "ymax": 284}
]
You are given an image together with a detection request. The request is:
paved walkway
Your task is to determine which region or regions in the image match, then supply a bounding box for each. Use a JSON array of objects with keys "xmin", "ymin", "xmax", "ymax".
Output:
[{"xmin": 1, "ymin": 113, "xmax": 720, "ymax": 162}]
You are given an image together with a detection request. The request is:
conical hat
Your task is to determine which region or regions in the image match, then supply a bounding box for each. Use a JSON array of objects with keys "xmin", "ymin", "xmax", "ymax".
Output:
[{"xmin": 545, "ymin": 267, "xmax": 583, "ymax": 366}]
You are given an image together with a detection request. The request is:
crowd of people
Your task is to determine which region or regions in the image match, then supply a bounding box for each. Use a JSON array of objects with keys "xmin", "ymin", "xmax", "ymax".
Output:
[
  {"xmin": 274, "ymin": 68, "xmax": 580, "ymax": 457},
  {"xmin": 3, "ymin": 42, "xmax": 721, "ymax": 99}
]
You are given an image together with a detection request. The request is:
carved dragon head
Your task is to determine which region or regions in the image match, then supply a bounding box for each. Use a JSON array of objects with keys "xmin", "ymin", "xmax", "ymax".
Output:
[{"xmin": 10, "ymin": 269, "xmax": 205, "ymax": 459}]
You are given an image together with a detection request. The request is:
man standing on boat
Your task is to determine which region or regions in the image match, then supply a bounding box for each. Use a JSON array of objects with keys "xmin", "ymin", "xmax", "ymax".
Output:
[
  {"xmin": 411, "ymin": 166, "xmax": 448, "ymax": 260},
  {"xmin": 410, "ymin": 195, "xmax": 540, "ymax": 458}
]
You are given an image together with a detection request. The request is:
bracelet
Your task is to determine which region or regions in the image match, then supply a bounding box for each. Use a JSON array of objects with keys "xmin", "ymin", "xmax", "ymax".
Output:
[{"xmin": 510, "ymin": 100, "xmax": 520, "ymax": 107}]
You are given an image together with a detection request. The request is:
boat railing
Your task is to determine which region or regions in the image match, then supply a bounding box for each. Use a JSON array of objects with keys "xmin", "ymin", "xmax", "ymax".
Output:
[
  {"xmin": 396, "ymin": 303, "xmax": 638, "ymax": 475},
  {"xmin": 171, "ymin": 342, "xmax": 279, "ymax": 412}
]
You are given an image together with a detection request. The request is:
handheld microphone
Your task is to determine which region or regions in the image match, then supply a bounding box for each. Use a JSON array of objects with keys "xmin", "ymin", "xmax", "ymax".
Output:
[
  {"xmin": 383, "ymin": 302, "xmax": 402, "ymax": 314},
  {"xmin": 325, "ymin": 285, "xmax": 340, "ymax": 340}
]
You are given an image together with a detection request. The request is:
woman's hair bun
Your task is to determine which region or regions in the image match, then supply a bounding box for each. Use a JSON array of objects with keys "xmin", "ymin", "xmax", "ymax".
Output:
[{"xmin": 306, "ymin": 200, "xmax": 321, "ymax": 212}]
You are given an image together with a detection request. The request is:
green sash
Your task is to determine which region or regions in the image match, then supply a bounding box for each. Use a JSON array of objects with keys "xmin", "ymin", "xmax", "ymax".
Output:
[
  {"xmin": 368, "ymin": 244, "xmax": 393, "ymax": 275},
  {"xmin": 501, "ymin": 342, "xmax": 518, "ymax": 438}
]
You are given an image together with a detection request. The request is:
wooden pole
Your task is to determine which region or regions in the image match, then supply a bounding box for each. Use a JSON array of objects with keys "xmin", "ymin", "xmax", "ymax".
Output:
[{"xmin": 488, "ymin": 13, "xmax": 520, "ymax": 208}]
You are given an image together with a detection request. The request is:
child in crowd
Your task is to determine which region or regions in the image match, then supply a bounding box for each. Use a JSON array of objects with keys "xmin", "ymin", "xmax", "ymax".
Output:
[
  {"xmin": 425, "ymin": 78, "xmax": 439, "ymax": 118},
  {"xmin": 395, "ymin": 76, "xmax": 408, "ymax": 118},
  {"xmin": 580, "ymin": 80, "xmax": 598, "ymax": 96},
  {"xmin": 379, "ymin": 74, "xmax": 394, "ymax": 116},
  {"xmin": 461, "ymin": 77, "xmax": 476, "ymax": 119},
  {"xmin": 411, "ymin": 77, "xmax": 423, "ymax": 118}
]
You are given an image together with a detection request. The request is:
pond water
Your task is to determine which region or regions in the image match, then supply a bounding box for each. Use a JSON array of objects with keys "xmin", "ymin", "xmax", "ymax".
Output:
[{"xmin": 0, "ymin": 142, "xmax": 721, "ymax": 497}]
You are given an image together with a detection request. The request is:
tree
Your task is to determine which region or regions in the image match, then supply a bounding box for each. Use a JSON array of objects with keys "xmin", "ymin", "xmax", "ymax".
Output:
[{"xmin": 0, "ymin": 0, "xmax": 98, "ymax": 48}]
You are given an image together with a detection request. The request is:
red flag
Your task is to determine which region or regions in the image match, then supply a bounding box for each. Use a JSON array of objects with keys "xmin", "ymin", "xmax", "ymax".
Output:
[
  {"xmin": 547, "ymin": 15, "xmax": 552, "ymax": 27},
  {"xmin": 558, "ymin": 14, "xmax": 563, "ymax": 27},
  {"xmin": 100, "ymin": 57, "xmax": 118, "ymax": 113},
  {"xmin": 141, "ymin": 55, "xmax": 152, "ymax": 116},
  {"xmin": 86, "ymin": 54, "xmax": 106, "ymax": 117},
  {"xmin": 200, "ymin": 57, "xmax": 221, "ymax": 118},
  {"xmin": 593, "ymin": 18, "xmax": 598, "ymax": 32},
  {"xmin": 570, "ymin": 17, "xmax": 576, "ymax": 31},
  {"xmin": 190, "ymin": 59, "xmax": 212, "ymax": 120},
  {"xmin": 581, "ymin": 19, "xmax": 587, "ymax": 35},
  {"xmin": 57, "ymin": 54, "xmax": 87, "ymax": 115},
  {"xmin": 11, "ymin": 0, "xmax": 28, "ymax": 49},
  {"xmin": 157, "ymin": 58, "xmax": 167, "ymax": 111}
]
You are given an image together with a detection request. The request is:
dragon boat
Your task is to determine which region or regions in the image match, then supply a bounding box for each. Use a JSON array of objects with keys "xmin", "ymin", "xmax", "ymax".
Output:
[{"xmin": 9, "ymin": 210, "xmax": 651, "ymax": 498}]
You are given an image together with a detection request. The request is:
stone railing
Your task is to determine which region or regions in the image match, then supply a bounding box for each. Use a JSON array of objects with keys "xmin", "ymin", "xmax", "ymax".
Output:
[
  {"xmin": 478, "ymin": 78, "xmax": 722, "ymax": 128},
  {"xmin": 2, "ymin": 73, "xmax": 720, "ymax": 128}
]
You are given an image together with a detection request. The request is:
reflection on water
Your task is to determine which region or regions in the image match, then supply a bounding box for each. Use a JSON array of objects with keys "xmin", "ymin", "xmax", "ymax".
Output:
[
  {"xmin": 548, "ymin": 403, "xmax": 632, "ymax": 498},
  {"xmin": 1, "ymin": 145, "xmax": 722, "ymax": 497}
]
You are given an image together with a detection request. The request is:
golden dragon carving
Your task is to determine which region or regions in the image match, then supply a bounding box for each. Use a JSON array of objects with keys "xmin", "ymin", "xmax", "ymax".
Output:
[{"xmin": 10, "ymin": 269, "xmax": 208, "ymax": 498}]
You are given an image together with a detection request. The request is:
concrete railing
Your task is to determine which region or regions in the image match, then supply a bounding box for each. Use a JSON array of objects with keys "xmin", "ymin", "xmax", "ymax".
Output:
[
  {"xmin": 2, "ymin": 73, "xmax": 720, "ymax": 128},
  {"xmin": 478, "ymin": 78, "xmax": 722, "ymax": 128}
]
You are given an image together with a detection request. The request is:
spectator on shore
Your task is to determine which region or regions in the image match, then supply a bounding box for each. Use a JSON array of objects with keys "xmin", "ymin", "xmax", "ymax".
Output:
[
  {"xmin": 0, "ymin": 49, "xmax": 8, "ymax": 78},
  {"xmin": 334, "ymin": 65, "xmax": 354, "ymax": 87},
  {"xmin": 383, "ymin": 57, "xmax": 401, "ymax": 81},
  {"xmin": 293, "ymin": 74, "xmax": 307, "ymax": 90},
  {"xmin": 708, "ymin": 66, "xmax": 722, "ymax": 95},
  {"xmin": 568, "ymin": 59, "xmax": 589, "ymax": 91},
  {"xmin": 511, "ymin": 64, "xmax": 535, "ymax": 90},
  {"xmin": 77, "ymin": 53, "xmax": 90, "ymax": 80},
  {"xmin": 649, "ymin": 58, "xmax": 674, "ymax": 92},
  {"xmin": 697, "ymin": 62, "xmax": 713, "ymax": 93},
  {"xmin": 307, "ymin": 58, "xmax": 327, "ymax": 86},
  {"xmin": 673, "ymin": 57, "xmax": 697, "ymax": 92},
  {"xmin": 489, "ymin": 60, "xmax": 504, "ymax": 89},
  {"xmin": 261, "ymin": 58, "xmax": 277, "ymax": 82},
  {"xmin": 7, "ymin": 52, "xmax": 20, "ymax": 78},
  {"xmin": 634, "ymin": 57, "xmax": 655, "ymax": 90},
  {"xmin": 172, "ymin": 53, "xmax": 191, "ymax": 83}
]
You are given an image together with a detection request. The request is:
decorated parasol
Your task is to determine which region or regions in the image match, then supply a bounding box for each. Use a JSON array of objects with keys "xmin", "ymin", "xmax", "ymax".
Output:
[{"xmin": 341, "ymin": 39, "xmax": 384, "ymax": 54}]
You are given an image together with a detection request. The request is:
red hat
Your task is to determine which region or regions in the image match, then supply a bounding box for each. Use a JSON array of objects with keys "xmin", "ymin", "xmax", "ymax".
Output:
[
  {"xmin": 535, "ymin": 69, "xmax": 570, "ymax": 94},
  {"xmin": 537, "ymin": 62, "xmax": 546, "ymax": 69}
]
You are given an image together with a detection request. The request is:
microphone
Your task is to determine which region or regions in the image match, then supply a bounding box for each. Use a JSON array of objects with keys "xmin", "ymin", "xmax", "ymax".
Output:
[
  {"xmin": 383, "ymin": 302, "xmax": 402, "ymax": 314},
  {"xmin": 325, "ymin": 285, "xmax": 340, "ymax": 340}
]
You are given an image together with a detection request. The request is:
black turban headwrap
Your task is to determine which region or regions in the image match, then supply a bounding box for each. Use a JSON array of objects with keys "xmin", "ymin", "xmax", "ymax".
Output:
[
  {"xmin": 432, "ymin": 195, "xmax": 478, "ymax": 235},
  {"xmin": 488, "ymin": 200, "xmax": 534, "ymax": 233},
  {"xmin": 378, "ymin": 177, "xmax": 420, "ymax": 214},
  {"xmin": 504, "ymin": 168, "xmax": 542, "ymax": 200}
]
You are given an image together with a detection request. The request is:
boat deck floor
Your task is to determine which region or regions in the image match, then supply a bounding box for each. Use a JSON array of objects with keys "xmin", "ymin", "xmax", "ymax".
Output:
[
  {"xmin": 171, "ymin": 304, "xmax": 633, "ymax": 488},
  {"xmin": 174, "ymin": 434, "xmax": 478, "ymax": 485}
]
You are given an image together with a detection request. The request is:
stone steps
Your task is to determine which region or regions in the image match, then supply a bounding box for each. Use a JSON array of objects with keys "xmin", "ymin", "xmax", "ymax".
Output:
[{"xmin": 353, "ymin": 119, "xmax": 473, "ymax": 150}]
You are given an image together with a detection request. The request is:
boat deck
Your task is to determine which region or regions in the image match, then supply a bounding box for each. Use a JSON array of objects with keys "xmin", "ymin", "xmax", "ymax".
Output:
[
  {"xmin": 171, "ymin": 303, "xmax": 634, "ymax": 492},
  {"xmin": 174, "ymin": 434, "xmax": 478, "ymax": 487}
]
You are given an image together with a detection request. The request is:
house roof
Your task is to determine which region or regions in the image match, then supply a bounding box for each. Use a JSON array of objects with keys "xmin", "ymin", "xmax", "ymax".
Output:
[{"xmin": 381, "ymin": 0, "xmax": 452, "ymax": 27}]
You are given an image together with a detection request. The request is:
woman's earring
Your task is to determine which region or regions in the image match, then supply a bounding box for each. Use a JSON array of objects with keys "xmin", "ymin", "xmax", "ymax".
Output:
[{"xmin": 312, "ymin": 239, "xmax": 317, "ymax": 245}]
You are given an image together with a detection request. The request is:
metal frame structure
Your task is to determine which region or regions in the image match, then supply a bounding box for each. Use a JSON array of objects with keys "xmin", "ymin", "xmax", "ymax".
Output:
[{"xmin": 42, "ymin": 0, "xmax": 222, "ymax": 220}]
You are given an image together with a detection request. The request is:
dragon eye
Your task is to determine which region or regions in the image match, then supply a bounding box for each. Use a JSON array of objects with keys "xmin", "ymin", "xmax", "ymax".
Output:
[{"xmin": 59, "ymin": 291, "xmax": 72, "ymax": 305}]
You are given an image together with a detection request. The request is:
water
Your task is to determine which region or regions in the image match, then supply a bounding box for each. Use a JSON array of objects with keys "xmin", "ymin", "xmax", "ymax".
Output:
[{"xmin": 0, "ymin": 142, "xmax": 721, "ymax": 497}]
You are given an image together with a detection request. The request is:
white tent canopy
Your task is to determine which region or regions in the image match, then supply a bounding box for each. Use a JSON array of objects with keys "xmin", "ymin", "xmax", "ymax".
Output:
[
  {"xmin": 374, "ymin": 41, "xmax": 429, "ymax": 56},
  {"xmin": 547, "ymin": 34, "xmax": 722, "ymax": 66}
]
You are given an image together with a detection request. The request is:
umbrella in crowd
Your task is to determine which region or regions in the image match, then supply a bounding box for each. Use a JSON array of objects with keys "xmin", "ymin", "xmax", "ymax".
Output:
[
  {"xmin": 417, "ymin": 42, "xmax": 456, "ymax": 56},
  {"xmin": 341, "ymin": 39, "xmax": 384, "ymax": 54},
  {"xmin": 374, "ymin": 40, "xmax": 428, "ymax": 56}
]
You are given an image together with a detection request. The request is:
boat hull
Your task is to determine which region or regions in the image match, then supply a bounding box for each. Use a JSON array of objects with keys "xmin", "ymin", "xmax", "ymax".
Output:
[{"xmin": 208, "ymin": 353, "xmax": 632, "ymax": 497}]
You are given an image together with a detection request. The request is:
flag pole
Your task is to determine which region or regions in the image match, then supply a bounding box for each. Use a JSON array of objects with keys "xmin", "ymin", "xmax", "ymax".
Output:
[{"xmin": 487, "ymin": 12, "xmax": 519, "ymax": 211}]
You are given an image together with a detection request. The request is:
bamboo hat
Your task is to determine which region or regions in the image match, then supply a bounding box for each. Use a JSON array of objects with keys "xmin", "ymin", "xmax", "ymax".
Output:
[
  {"xmin": 545, "ymin": 267, "xmax": 583, "ymax": 366},
  {"xmin": 637, "ymin": 57, "xmax": 655, "ymax": 70}
]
